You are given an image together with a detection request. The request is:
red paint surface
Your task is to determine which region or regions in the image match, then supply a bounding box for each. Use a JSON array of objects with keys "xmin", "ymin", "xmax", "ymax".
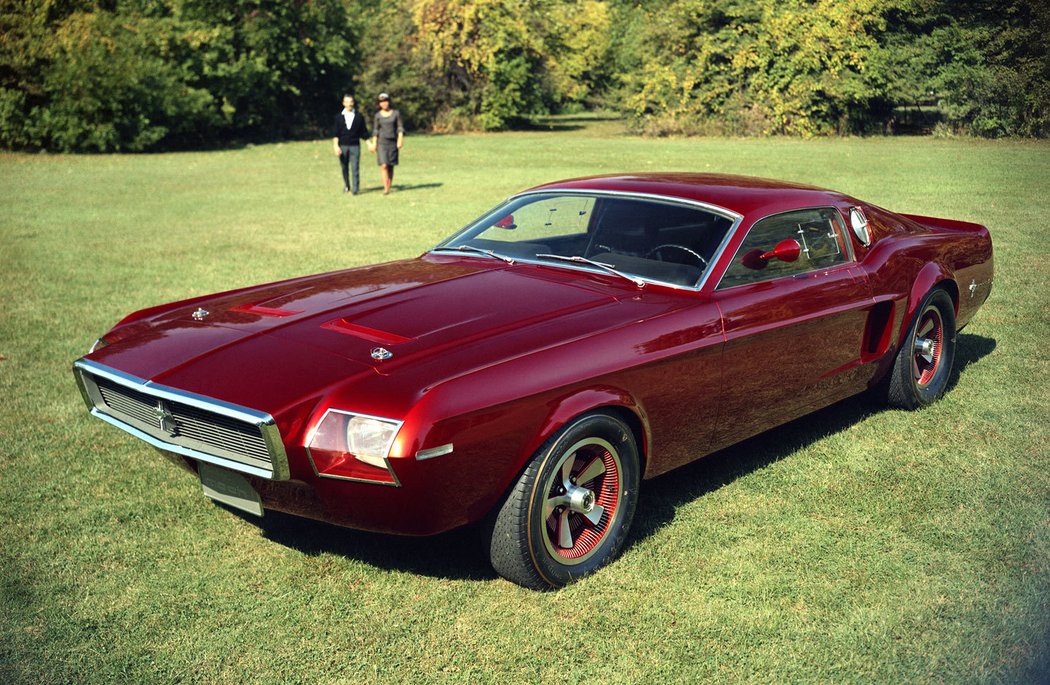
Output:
[
  {"xmin": 81, "ymin": 174, "xmax": 994, "ymax": 536},
  {"xmin": 319, "ymin": 319, "xmax": 414, "ymax": 345},
  {"xmin": 230, "ymin": 303, "xmax": 302, "ymax": 317}
]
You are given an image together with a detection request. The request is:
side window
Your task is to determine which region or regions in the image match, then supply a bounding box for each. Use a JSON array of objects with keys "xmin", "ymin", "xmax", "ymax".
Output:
[{"xmin": 718, "ymin": 207, "xmax": 851, "ymax": 289}]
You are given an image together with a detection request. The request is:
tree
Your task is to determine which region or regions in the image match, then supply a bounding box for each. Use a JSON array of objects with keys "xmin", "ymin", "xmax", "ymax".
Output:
[
  {"xmin": 878, "ymin": 0, "xmax": 1050, "ymax": 137},
  {"xmin": 0, "ymin": 0, "xmax": 357, "ymax": 151},
  {"xmin": 411, "ymin": 0, "xmax": 550, "ymax": 129},
  {"xmin": 619, "ymin": 0, "xmax": 891, "ymax": 136},
  {"xmin": 358, "ymin": 0, "xmax": 611, "ymax": 132}
]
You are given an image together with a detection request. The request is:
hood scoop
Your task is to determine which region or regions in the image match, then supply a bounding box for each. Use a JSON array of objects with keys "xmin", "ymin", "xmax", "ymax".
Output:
[
  {"xmin": 320, "ymin": 318, "xmax": 413, "ymax": 346},
  {"xmin": 230, "ymin": 302, "xmax": 303, "ymax": 318}
]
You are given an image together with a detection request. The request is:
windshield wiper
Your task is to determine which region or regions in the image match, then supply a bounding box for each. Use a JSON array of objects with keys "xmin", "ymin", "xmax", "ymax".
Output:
[
  {"xmin": 432, "ymin": 245, "xmax": 515, "ymax": 264},
  {"xmin": 535, "ymin": 253, "xmax": 645, "ymax": 288}
]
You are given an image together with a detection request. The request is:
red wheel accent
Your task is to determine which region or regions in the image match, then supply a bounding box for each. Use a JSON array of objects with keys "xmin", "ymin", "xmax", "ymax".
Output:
[
  {"xmin": 490, "ymin": 413, "xmax": 640, "ymax": 588},
  {"xmin": 913, "ymin": 305, "xmax": 943, "ymax": 387},
  {"xmin": 541, "ymin": 438, "xmax": 621, "ymax": 564}
]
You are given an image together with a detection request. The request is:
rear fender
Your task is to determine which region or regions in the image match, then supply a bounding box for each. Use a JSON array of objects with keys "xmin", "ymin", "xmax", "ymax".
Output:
[{"xmin": 901, "ymin": 262, "xmax": 957, "ymax": 345}]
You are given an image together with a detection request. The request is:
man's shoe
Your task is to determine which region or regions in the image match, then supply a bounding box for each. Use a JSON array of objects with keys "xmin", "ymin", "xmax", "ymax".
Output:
[{"xmin": 343, "ymin": 186, "xmax": 350, "ymax": 193}]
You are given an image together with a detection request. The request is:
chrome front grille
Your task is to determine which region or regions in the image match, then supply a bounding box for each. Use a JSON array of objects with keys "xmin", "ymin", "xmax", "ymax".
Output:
[
  {"xmin": 74, "ymin": 360, "xmax": 289, "ymax": 479},
  {"xmin": 96, "ymin": 378, "xmax": 158, "ymax": 425},
  {"xmin": 169, "ymin": 403, "xmax": 270, "ymax": 462}
]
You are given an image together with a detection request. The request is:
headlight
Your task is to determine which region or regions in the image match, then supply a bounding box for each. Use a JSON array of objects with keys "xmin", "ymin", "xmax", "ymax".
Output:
[
  {"xmin": 345, "ymin": 415, "xmax": 400, "ymax": 468},
  {"xmin": 306, "ymin": 410, "xmax": 402, "ymax": 486}
]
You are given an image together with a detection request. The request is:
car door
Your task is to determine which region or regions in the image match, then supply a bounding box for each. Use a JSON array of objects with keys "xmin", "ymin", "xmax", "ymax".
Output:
[{"xmin": 711, "ymin": 207, "xmax": 874, "ymax": 448}]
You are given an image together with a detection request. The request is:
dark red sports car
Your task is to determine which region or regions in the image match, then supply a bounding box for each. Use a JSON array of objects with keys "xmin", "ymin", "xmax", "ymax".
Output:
[{"xmin": 74, "ymin": 173, "xmax": 993, "ymax": 589}]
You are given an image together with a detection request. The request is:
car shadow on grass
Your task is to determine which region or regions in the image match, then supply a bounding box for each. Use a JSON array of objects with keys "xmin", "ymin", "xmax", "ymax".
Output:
[
  {"xmin": 948, "ymin": 330, "xmax": 996, "ymax": 393},
  {"xmin": 243, "ymin": 508, "xmax": 495, "ymax": 581},
  {"xmin": 234, "ymin": 333, "xmax": 995, "ymax": 583}
]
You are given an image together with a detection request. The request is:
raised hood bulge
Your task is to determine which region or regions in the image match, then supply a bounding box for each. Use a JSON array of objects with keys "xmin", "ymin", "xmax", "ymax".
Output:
[
  {"xmin": 89, "ymin": 257, "xmax": 623, "ymax": 409},
  {"xmin": 267, "ymin": 266, "xmax": 622, "ymax": 367}
]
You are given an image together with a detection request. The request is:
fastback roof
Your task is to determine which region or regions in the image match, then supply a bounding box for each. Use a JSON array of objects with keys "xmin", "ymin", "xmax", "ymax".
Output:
[{"xmin": 523, "ymin": 173, "xmax": 857, "ymax": 219}]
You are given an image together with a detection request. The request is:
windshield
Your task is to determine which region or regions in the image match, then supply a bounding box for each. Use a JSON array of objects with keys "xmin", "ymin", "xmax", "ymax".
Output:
[{"xmin": 433, "ymin": 193, "xmax": 735, "ymax": 287}]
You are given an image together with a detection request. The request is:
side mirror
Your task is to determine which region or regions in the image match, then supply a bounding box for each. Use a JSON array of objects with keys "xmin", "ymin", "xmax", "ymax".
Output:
[
  {"xmin": 494, "ymin": 214, "xmax": 516, "ymax": 229},
  {"xmin": 741, "ymin": 238, "xmax": 802, "ymax": 270},
  {"xmin": 761, "ymin": 238, "xmax": 801, "ymax": 263}
]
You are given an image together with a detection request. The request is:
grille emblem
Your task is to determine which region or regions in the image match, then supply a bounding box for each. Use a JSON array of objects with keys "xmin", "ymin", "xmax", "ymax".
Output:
[
  {"xmin": 192, "ymin": 307, "xmax": 210, "ymax": 320},
  {"xmin": 371, "ymin": 347, "xmax": 393, "ymax": 361},
  {"xmin": 153, "ymin": 400, "xmax": 178, "ymax": 435}
]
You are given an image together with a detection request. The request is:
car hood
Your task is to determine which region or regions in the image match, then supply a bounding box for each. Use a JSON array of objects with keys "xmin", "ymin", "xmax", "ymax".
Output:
[{"xmin": 89, "ymin": 256, "xmax": 644, "ymax": 413}]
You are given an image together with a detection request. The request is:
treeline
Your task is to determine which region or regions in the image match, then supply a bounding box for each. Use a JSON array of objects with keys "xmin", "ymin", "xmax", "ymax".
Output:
[
  {"xmin": 1, "ymin": 0, "xmax": 357, "ymax": 151},
  {"xmin": 618, "ymin": 0, "xmax": 1049, "ymax": 138},
  {"xmin": 1, "ymin": 0, "xmax": 1046, "ymax": 152}
]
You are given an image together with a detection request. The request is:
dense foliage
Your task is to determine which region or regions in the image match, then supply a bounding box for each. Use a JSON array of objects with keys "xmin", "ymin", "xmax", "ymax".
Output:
[
  {"xmin": 356, "ymin": 0, "xmax": 612, "ymax": 131},
  {"xmin": 0, "ymin": 0, "xmax": 356, "ymax": 151},
  {"xmin": 877, "ymin": 0, "xmax": 1050, "ymax": 138},
  {"xmin": 614, "ymin": 0, "xmax": 1049, "ymax": 137},
  {"xmin": 0, "ymin": 0, "xmax": 1045, "ymax": 150},
  {"xmin": 615, "ymin": 0, "xmax": 890, "ymax": 136}
]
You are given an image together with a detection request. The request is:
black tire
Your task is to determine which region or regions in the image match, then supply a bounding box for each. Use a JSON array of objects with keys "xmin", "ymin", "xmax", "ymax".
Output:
[
  {"xmin": 885, "ymin": 288, "xmax": 957, "ymax": 409},
  {"xmin": 488, "ymin": 412, "xmax": 640, "ymax": 590}
]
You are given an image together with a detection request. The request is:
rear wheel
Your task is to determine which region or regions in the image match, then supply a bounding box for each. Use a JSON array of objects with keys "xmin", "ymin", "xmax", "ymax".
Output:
[
  {"xmin": 886, "ymin": 288, "xmax": 957, "ymax": 409},
  {"xmin": 488, "ymin": 412, "xmax": 640, "ymax": 589}
]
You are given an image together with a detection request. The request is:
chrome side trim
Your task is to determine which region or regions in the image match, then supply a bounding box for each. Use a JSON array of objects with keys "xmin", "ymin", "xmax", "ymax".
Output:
[
  {"xmin": 73, "ymin": 358, "xmax": 290, "ymax": 480},
  {"xmin": 415, "ymin": 443, "xmax": 454, "ymax": 460},
  {"xmin": 695, "ymin": 214, "xmax": 744, "ymax": 291},
  {"xmin": 73, "ymin": 363, "xmax": 94, "ymax": 410},
  {"xmin": 432, "ymin": 189, "xmax": 745, "ymax": 293}
]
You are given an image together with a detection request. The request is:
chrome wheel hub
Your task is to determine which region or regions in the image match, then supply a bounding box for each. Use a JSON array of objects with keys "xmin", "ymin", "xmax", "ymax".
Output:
[
  {"xmin": 913, "ymin": 336, "xmax": 935, "ymax": 362},
  {"xmin": 567, "ymin": 484, "xmax": 596, "ymax": 514}
]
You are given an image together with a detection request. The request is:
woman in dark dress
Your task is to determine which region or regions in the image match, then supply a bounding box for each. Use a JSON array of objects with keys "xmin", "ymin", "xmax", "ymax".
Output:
[{"xmin": 369, "ymin": 93, "xmax": 404, "ymax": 195}]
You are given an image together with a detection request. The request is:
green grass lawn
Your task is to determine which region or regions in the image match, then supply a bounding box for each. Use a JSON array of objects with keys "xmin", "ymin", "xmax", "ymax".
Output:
[{"xmin": 2, "ymin": 122, "xmax": 1048, "ymax": 683}]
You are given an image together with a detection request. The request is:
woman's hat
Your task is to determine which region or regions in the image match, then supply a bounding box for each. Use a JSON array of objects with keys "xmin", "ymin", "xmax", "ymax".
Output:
[{"xmin": 378, "ymin": 93, "xmax": 390, "ymax": 101}]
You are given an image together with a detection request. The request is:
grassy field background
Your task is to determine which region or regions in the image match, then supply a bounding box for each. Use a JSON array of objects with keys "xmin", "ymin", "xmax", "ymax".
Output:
[{"xmin": 2, "ymin": 118, "xmax": 1048, "ymax": 683}]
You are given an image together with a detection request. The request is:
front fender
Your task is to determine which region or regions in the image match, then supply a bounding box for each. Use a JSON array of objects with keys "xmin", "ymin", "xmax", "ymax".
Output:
[{"xmin": 522, "ymin": 386, "xmax": 650, "ymax": 473}]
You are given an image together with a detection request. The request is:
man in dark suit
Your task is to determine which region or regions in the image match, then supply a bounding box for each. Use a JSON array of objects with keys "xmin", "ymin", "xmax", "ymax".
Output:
[{"xmin": 332, "ymin": 94, "xmax": 369, "ymax": 194}]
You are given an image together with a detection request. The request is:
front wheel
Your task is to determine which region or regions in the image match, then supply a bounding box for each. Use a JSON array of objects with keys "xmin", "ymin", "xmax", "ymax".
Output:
[
  {"xmin": 488, "ymin": 412, "xmax": 640, "ymax": 589},
  {"xmin": 885, "ymin": 288, "xmax": 957, "ymax": 409}
]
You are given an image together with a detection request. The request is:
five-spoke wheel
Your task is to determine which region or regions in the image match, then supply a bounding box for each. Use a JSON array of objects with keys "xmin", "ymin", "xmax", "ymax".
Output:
[
  {"xmin": 884, "ymin": 288, "xmax": 957, "ymax": 409},
  {"xmin": 488, "ymin": 412, "xmax": 640, "ymax": 589},
  {"xmin": 912, "ymin": 305, "xmax": 944, "ymax": 387},
  {"xmin": 539, "ymin": 436, "xmax": 622, "ymax": 564}
]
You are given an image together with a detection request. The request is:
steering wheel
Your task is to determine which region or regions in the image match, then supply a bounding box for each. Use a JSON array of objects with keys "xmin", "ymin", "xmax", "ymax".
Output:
[{"xmin": 645, "ymin": 244, "xmax": 707, "ymax": 267}]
